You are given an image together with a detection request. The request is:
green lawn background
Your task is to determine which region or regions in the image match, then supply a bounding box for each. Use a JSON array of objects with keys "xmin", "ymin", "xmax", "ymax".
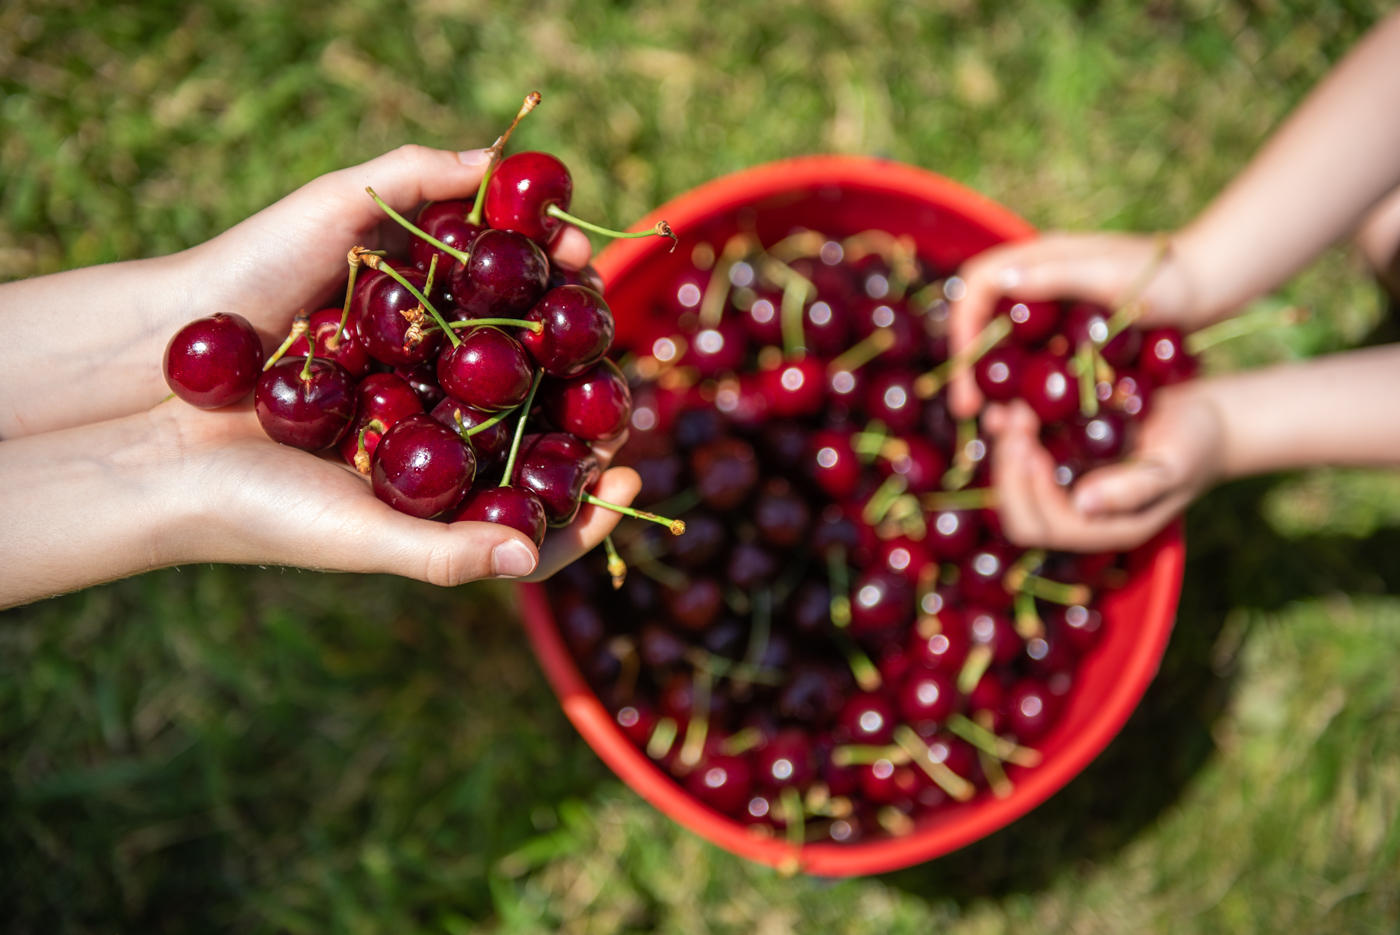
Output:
[{"xmin": 3, "ymin": 0, "xmax": 1400, "ymax": 930}]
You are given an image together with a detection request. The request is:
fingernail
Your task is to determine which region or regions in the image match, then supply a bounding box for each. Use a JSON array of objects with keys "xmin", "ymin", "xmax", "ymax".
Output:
[
  {"xmin": 492, "ymin": 539, "xmax": 537, "ymax": 578},
  {"xmin": 998, "ymin": 267, "xmax": 1022, "ymax": 290},
  {"xmin": 458, "ymin": 148, "xmax": 491, "ymax": 166},
  {"xmin": 1073, "ymin": 488, "xmax": 1101, "ymax": 515}
]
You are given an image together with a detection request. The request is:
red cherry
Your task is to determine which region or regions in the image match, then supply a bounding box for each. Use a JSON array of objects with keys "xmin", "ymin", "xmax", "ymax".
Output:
[
  {"xmin": 851, "ymin": 301, "xmax": 917, "ymax": 364},
  {"xmin": 615, "ymin": 702, "xmax": 658, "ymax": 747},
  {"xmin": 998, "ymin": 296, "xmax": 1061, "ymax": 344},
  {"xmin": 1019, "ymin": 352, "xmax": 1078, "ymax": 424},
  {"xmin": 338, "ymin": 372, "xmax": 424, "ymax": 469},
  {"xmin": 448, "ymin": 484, "xmax": 547, "ymax": 546},
  {"xmin": 484, "ymin": 151, "xmax": 573, "ymax": 246},
  {"xmin": 289, "ymin": 308, "xmax": 372, "ymax": 378},
  {"xmin": 514, "ymin": 432, "xmax": 601, "ymax": 526},
  {"xmin": 753, "ymin": 478, "xmax": 810, "ymax": 548},
  {"xmin": 807, "ymin": 430, "xmax": 861, "ymax": 499},
  {"xmin": 836, "ymin": 692, "xmax": 896, "ymax": 744},
  {"xmin": 682, "ymin": 319, "xmax": 746, "ymax": 377},
  {"xmin": 1069, "ymin": 410, "xmax": 1128, "ymax": 462},
  {"xmin": 1139, "ymin": 328, "xmax": 1198, "ymax": 385},
  {"xmin": 254, "ymin": 357, "xmax": 356, "ymax": 450},
  {"xmin": 899, "ymin": 668, "xmax": 956, "ymax": 729},
  {"xmin": 662, "ymin": 576, "xmax": 723, "ymax": 630},
  {"xmin": 961, "ymin": 545, "xmax": 1019, "ymax": 610},
  {"xmin": 409, "ymin": 199, "xmax": 482, "ymax": 280},
  {"xmin": 370, "ymin": 413, "xmax": 476, "ymax": 518},
  {"xmin": 1055, "ymin": 603, "xmax": 1103, "ymax": 654},
  {"xmin": 686, "ymin": 754, "xmax": 754, "ymax": 816},
  {"xmin": 1065, "ymin": 302, "xmax": 1141, "ymax": 368},
  {"xmin": 926, "ymin": 507, "xmax": 982, "ymax": 561},
  {"xmin": 355, "ymin": 263, "xmax": 441, "ymax": 366},
  {"xmin": 548, "ymin": 263, "xmax": 605, "ymax": 293},
  {"xmin": 876, "ymin": 436, "xmax": 947, "ymax": 494},
  {"xmin": 1109, "ymin": 370, "xmax": 1153, "ymax": 420},
  {"xmin": 393, "ymin": 361, "xmax": 446, "ymax": 409},
  {"xmin": 974, "ymin": 344, "xmax": 1026, "ymax": 402},
  {"xmin": 163, "ymin": 313, "xmax": 264, "ymax": 409},
  {"xmin": 778, "ymin": 665, "xmax": 849, "ymax": 726},
  {"xmin": 725, "ymin": 541, "xmax": 778, "ymax": 591},
  {"xmin": 519, "ymin": 285, "xmax": 615, "ymax": 378},
  {"xmin": 690, "ymin": 438, "xmax": 759, "ymax": 510},
  {"xmin": 740, "ymin": 290, "xmax": 783, "ymax": 346},
  {"xmin": 966, "ymin": 673, "xmax": 1006, "ymax": 732},
  {"xmin": 968, "ymin": 607, "xmax": 1021, "ymax": 666},
  {"xmin": 859, "ymin": 760, "xmax": 921, "ymax": 805},
  {"xmin": 450, "ymin": 228, "xmax": 550, "ymax": 320},
  {"xmin": 541, "ymin": 358, "xmax": 632, "ymax": 441},
  {"xmin": 925, "ymin": 734, "xmax": 979, "ymax": 784},
  {"xmin": 906, "ymin": 614, "xmax": 970, "ymax": 672},
  {"xmin": 802, "ymin": 299, "xmax": 852, "ymax": 357},
  {"xmin": 761, "ymin": 356, "xmax": 826, "ymax": 417},
  {"xmin": 874, "ymin": 537, "xmax": 935, "ymax": 584},
  {"xmin": 430, "ymin": 398, "xmax": 511, "ymax": 468},
  {"xmin": 1007, "ymin": 678, "xmax": 1058, "ymax": 741},
  {"xmin": 864, "ymin": 370, "xmax": 921, "ymax": 433},
  {"xmin": 437, "ymin": 327, "xmax": 534, "ymax": 412},
  {"xmin": 756, "ymin": 728, "xmax": 817, "ymax": 790},
  {"xmin": 849, "ymin": 568, "xmax": 915, "ymax": 635},
  {"xmin": 715, "ymin": 374, "xmax": 771, "ymax": 428}
]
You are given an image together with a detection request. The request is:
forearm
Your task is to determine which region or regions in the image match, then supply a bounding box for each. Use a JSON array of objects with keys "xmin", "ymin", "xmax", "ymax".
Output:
[
  {"xmin": 1174, "ymin": 9, "xmax": 1400, "ymax": 325},
  {"xmin": 1208, "ymin": 343, "xmax": 1400, "ymax": 480}
]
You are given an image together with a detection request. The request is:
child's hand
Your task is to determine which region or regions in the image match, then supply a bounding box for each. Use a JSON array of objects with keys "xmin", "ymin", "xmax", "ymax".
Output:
[{"xmin": 983, "ymin": 384, "xmax": 1224, "ymax": 553}]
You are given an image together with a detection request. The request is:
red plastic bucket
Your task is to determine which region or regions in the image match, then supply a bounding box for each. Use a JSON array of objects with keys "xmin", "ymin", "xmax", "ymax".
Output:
[{"xmin": 516, "ymin": 155, "xmax": 1185, "ymax": 876}]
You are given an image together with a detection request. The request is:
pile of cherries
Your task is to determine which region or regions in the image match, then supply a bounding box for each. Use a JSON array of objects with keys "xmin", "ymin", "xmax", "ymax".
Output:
[
  {"xmin": 161, "ymin": 95, "xmax": 680, "ymax": 547},
  {"xmin": 545, "ymin": 227, "xmax": 1197, "ymax": 845}
]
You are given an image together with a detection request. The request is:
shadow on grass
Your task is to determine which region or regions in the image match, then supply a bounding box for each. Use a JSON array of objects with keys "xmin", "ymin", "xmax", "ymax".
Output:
[{"xmin": 882, "ymin": 474, "xmax": 1400, "ymax": 903}]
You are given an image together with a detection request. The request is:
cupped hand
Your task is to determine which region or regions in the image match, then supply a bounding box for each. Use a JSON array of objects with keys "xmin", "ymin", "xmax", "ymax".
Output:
[
  {"xmin": 161, "ymin": 398, "xmax": 638, "ymax": 585},
  {"xmin": 948, "ymin": 232, "xmax": 1198, "ymax": 419},
  {"xmin": 983, "ymin": 386, "xmax": 1224, "ymax": 553}
]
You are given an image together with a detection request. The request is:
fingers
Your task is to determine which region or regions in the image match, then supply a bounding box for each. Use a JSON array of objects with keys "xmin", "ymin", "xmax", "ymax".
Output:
[
  {"xmin": 321, "ymin": 144, "xmax": 493, "ymax": 227},
  {"xmin": 548, "ymin": 224, "xmax": 594, "ymax": 271},
  {"xmin": 1070, "ymin": 458, "xmax": 1176, "ymax": 516},
  {"xmin": 525, "ymin": 466, "xmax": 642, "ymax": 582},
  {"xmin": 347, "ymin": 507, "xmax": 541, "ymax": 585}
]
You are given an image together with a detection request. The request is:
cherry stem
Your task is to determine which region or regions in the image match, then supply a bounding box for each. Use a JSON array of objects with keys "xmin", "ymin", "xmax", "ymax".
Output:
[
  {"xmin": 686, "ymin": 648, "xmax": 784, "ymax": 686},
  {"xmin": 893, "ymin": 726, "xmax": 975, "ymax": 802},
  {"xmin": 781, "ymin": 787, "xmax": 805, "ymax": 846},
  {"xmin": 264, "ymin": 310, "xmax": 309, "ymax": 371},
  {"xmin": 828, "ymin": 328, "xmax": 895, "ymax": 374},
  {"xmin": 447, "ymin": 317, "xmax": 543, "ymax": 334},
  {"xmin": 1186, "ymin": 303, "xmax": 1309, "ymax": 354},
  {"xmin": 914, "ymin": 314, "xmax": 1012, "ymax": 399},
  {"xmin": 677, "ymin": 665, "xmax": 711, "ymax": 769},
  {"xmin": 1019, "ymin": 574, "xmax": 1092, "ymax": 606},
  {"xmin": 831, "ymin": 628, "xmax": 881, "ymax": 691},
  {"xmin": 697, "ymin": 235, "xmax": 752, "ymax": 328},
  {"xmin": 861, "ymin": 474, "xmax": 908, "ymax": 525},
  {"xmin": 334, "ymin": 249, "xmax": 363, "ymax": 347},
  {"xmin": 424, "ymin": 253, "xmax": 439, "ymax": 297},
  {"xmin": 498, "ymin": 370, "xmax": 543, "ymax": 487},
  {"xmin": 1104, "ymin": 232, "xmax": 1172, "ymax": 341},
  {"xmin": 365, "ymin": 187, "xmax": 470, "ymax": 266},
  {"xmin": 1074, "ymin": 340, "xmax": 1099, "ymax": 418},
  {"xmin": 646, "ymin": 716, "xmax": 678, "ymax": 759},
  {"xmin": 460, "ymin": 408, "xmax": 511, "ymax": 439},
  {"xmin": 466, "ymin": 92, "xmax": 542, "ymax": 228},
  {"xmin": 831, "ymin": 744, "xmax": 910, "ymax": 767},
  {"xmin": 353, "ymin": 418, "xmax": 385, "ymax": 475},
  {"xmin": 947, "ymin": 713, "xmax": 1042, "ymax": 767},
  {"xmin": 941, "ymin": 419, "xmax": 981, "ymax": 492},
  {"xmin": 608, "ymin": 635, "xmax": 639, "ymax": 703},
  {"xmin": 604, "ymin": 535, "xmax": 627, "ymax": 590},
  {"xmin": 362, "ymin": 254, "xmax": 461, "ymax": 349},
  {"xmin": 957, "ymin": 644, "xmax": 993, "ymax": 695},
  {"xmin": 920, "ymin": 487, "xmax": 997, "ymax": 511},
  {"xmin": 579, "ymin": 492, "xmax": 686, "ymax": 535},
  {"xmin": 1000, "ymin": 548, "xmax": 1046, "ymax": 594},
  {"xmin": 1014, "ymin": 590, "xmax": 1045, "ymax": 640},
  {"xmin": 545, "ymin": 204, "xmax": 678, "ymax": 250},
  {"xmin": 298, "ymin": 313, "xmax": 319, "ymax": 381},
  {"xmin": 825, "ymin": 544, "xmax": 851, "ymax": 628},
  {"xmin": 719, "ymin": 726, "xmax": 765, "ymax": 756}
]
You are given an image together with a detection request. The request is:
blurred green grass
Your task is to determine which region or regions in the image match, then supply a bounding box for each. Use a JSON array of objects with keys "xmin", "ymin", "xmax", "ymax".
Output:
[{"xmin": 3, "ymin": 0, "xmax": 1400, "ymax": 930}]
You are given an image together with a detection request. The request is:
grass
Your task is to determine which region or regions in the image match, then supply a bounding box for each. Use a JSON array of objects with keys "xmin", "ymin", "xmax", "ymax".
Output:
[{"xmin": 3, "ymin": 0, "xmax": 1400, "ymax": 930}]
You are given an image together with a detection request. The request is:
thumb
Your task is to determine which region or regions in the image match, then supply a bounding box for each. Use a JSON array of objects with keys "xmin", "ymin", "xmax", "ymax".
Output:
[
  {"xmin": 1071, "ymin": 458, "xmax": 1176, "ymax": 517},
  {"xmin": 314, "ymin": 143, "xmax": 494, "ymax": 231}
]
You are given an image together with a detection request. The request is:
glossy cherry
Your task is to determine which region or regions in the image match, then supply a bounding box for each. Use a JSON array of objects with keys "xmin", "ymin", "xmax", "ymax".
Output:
[
  {"xmin": 289, "ymin": 308, "xmax": 372, "ymax": 378},
  {"xmin": 876, "ymin": 436, "xmax": 946, "ymax": 494},
  {"xmin": 835, "ymin": 692, "xmax": 896, "ymax": 745},
  {"xmin": 906, "ymin": 614, "xmax": 970, "ymax": 673},
  {"xmin": 849, "ymin": 567, "xmax": 915, "ymax": 636},
  {"xmin": 355, "ymin": 263, "xmax": 441, "ymax": 366},
  {"xmin": 394, "ymin": 361, "xmax": 446, "ymax": 409},
  {"xmin": 484, "ymin": 151, "xmax": 573, "ymax": 246},
  {"xmin": 1139, "ymin": 328, "xmax": 1198, "ymax": 385},
  {"xmin": 961, "ymin": 546, "xmax": 1019, "ymax": 610},
  {"xmin": 740, "ymin": 291, "xmax": 783, "ymax": 346},
  {"xmin": 926, "ymin": 508, "xmax": 982, "ymax": 561},
  {"xmin": 807, "ymin": 429, "xmax": 861, "ymax": 499},
  {"xmin": 1055, "ymin": 603, "xmax": 1104, "ymax": 653},
  {"xmin": 663, "ymin": 576, "xmax": 723, "ymax": 630},
  {"xmin": 338, "ymin": 372, "xmax": 424, "ymax": 470},
  {"xmin": 254, "ymin": 357, "xmax": 356, "ymax": 450},
  {"xmin": 1065, "ymin": 302, "xmax": 1141, "ymax": 368},
  {"xmin": 547, "ymin": 263, "xmax": 605, "ymax": 293},
  {"xmin": 450, "ymin": 228, "xmax": 550, "ymax": 320},
  {"xmin": 1007, "ymin": 677, "xmax": 1058, "ymax": 741},
  {"xmin": 541, "ymin": 358, "xmax": 632, "ymax": 441},
  {"xmin": 999, "ymin": 296, "xmax": 1061, "ymax": 345},
  {"xmin": 437, "ymin": 326, "xmax": 535, "ymax": 412},
  {"xmin": 448, "ymin": 484, "xmax": 547, "ymax": 546},
  {"xmin": 898, "ymin": 668, "xmax": 956, "ymax": 729},
  {"xmin": 430, "ymin": 398, "xmax": 511, "ymax": 468},
  {"xmin": 519, "ymin": 285, "xmax": 615, "ymax": 378},
  {"xmin": 409, "ymin": 199, "xmax": 482, "ymax": 279},
  {"xmin": 778, "ymin": 664, "xmax": 849, "ymax": 726},
  {"xmin": 370, "ymin": 413, "xmax": 476, "ymax": 518},
  {"xmin": 1019, "ymin": 352, "xmax": 1078, "ymax": 424},
  {"xmin": 968, "ymin": 607, "xmax": 1022, "ymax": 666},
  {"xmin": 974, "ymin": 344, "xmax": 1026, "ymax": 402},
  {"xmin": 685, "ymin": 753, "xmax": 753, "ymax": 816},
  {"xmin": 684, "ymin": 319, "xmax": 747, "ymax": 377},
  {"xmin": 761, "ymin": 356, "xmax": 826, "ymax": 417},
  {"xmin": 864, "ymin": 369, "xmax": 921, "ymax": 433},
  {"xmin": 803, "ymin": 299, "xmax": 852, "ymax": 358},
  {"xmin": 851, "ymin": 301, "xmax": 917, "ymax": 364},
  {"xmin": 1069, "ymin": 410, "xmax": 1128, "ymax": 462},
  {"xmin": 756, "ymin": 728, "xmax": 817, "ymax": 790},
  {"xmin": 164, "ymin": 313, "xmax": 264, "ymax": 409},
  {"xmin": 514, "ymin": 432, "xmax": 601, "ymax": 526},
  {"xmin": 874, "ymin": 537, "xmax": 935, "ymax": 584},
  {"xmin": 753, "ymin": 477, "xmax": 810, "ymax": 547}
]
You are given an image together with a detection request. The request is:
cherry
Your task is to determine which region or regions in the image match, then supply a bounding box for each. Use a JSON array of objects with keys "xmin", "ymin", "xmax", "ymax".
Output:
[
  {"xmin": 726, "ymin": 542, "xmax": 778, "ymax": 591},
  {"xmin": 851, "ymin": 301, "xmax": 916, "ymax": 364},
  {"xmin": 516, "ymin": 285, "xmax": 615, "ymax": 379},
  {"xmin": 790, "ymin": 580, "xmax": 833, "ymax": 633},
  {"xmin": 684, "ymin": 319, "xmax": 747, "ymax": 377},
  {"xmin": 876, "ymin": 436, "xmax": 946, "ymax": 494},
  {"xmin": 1025, "ymin": 626, "xmax": 1077, "ymax": 676},
  {"xmin": 690, "ymin": 438, "xmax": 759, "ymax": 510},
  {"xmin": 553, "ymin": 590, "xmax": 604, "ymax": 655},
  {"xmin": 779, "ymin": 664, "xmax": 849, "ymax": 726},
  {"xmin": 756, "ymin": 728, "xmax": 817, "ymax": 790},
  {"xmin": 906, "ymin": 614, "xmax": 970, "ymax": 672},
  {"xmin": 702, "ymin": 617, "xmax": 746, "ymax": 659},
  {"xmin": 1055, "ymin": 603, "xmax": 1103, "ymax": 653},
  {"xmin": 807, "ymin": 430, "xmax": 861, "ymax": 500},
  {"xmin": 668, "ymin": 512, "xmax": 725, "ymax": 568},
  {"xmin": 974, "ymin": 344, "xmax": 1026, "ymax": 402},
  {"xmin": 859, "ymin": 759, "xmax": 921, "ymax": 805},
  {"xmin": 685, "ymin": 754, "xmax": 754, "ymax": 816},
  {"xmin": 394, "ymin": 361, "xmax": 446, "ymax": 409},
  {"xmin": 430, "ymin": 398, "xmax": 511, "ymax": 468},
  {"xmin": 450, "ymin": 228, "xmax": 550, "ymax": 320},
  {"xmin": 761, "ymin": 356, "xmax": 826, "ymax": 417},
  {"xmin": 740, "ymin": 290, "xmax": 783, "ymax": 346},
  {"xmin": 758, "ymin": 420, "xmax": 808, "ymax": 471},
  {"xmin": 355, "ymin": 263, "xmax": 441, "ymax": 366},
  {"xmin": 998, "ymin": 296, "xmax": 1060, "ymax": 345},
  {"xmin": 1019, "ymin": 352, "xmax": 1078, "ymax": 424},
  {"xmin": 639, "ymin": 622, "xmax": 691, "ymax": 668},
  {"xmin": 1007, "ymin": 677, "xmax": 1058, "ymax": 741},
  {"xmin": 803, "ymin": 299, "xmax": 852, "ymax": 357},
  {"xmin": 615, "ymin": 702, "xmax": 658, "ymax": 747},
  {"xmin": 484, "ymin": 151, "xmax": 573, "ymax": 246},
  {"xmin": 437, "ymin": 326, "xmax": 535, "ymax": 412},
  {"xmin": 925, "ymin": 734, "xmax": 980, "ymax": 785},
  {"xmin": 370, "ymin": 413, "xmax": 476, "ymax": 517},
  {"xmin": 409, "ymin": 199, "xmax": 482, "ymax": 280},
  {"xmin": 754, "ymin": 478, "xmax": 810, "ymax": 548},
  {"xmin": 1109, "ymin": 370, "xmax": 1153, "ymax": 419},
  {"xmin": 448, "ymin": 484, "xmax": 547, "ymax": 546},
  {"xmin": 514, "ymin": 432, "xmax": 601, "ymax": 525},
  {"xmin": 674, "ymin": 406, "xmax": 727, "ymax": 450},
  {"xmin": 864, "ymin": 370, "xmax": 921, "ymax": 433},
  {"xmin": 961, "ymin": 545, "xmax": 1018, "ymax": 610},
  {"xmin": 164, "ymin": 312, "xmax": 264, "ymax": 409},
  {"xmin": 820, "ymin": 738, "xmax": 861, "ymax": 797},
  {"xmin": 966, "ymin": 672, "xmax": 1006, "ymax": 732},
  {"xmin": 849, "ymin": 568, "xmax": 915, "ymax": 636},
  {"xmin": 288, "ymin": 308, "xmax": 372, "ymax": 379},
  {"xmin": 926, "ymin": 508, "xmax": 982, "ymax": 561},
  {"xmin": 813, "ymin": 503, "xmax": 877, "ymax": 567},
  {"xmin": 1065, "ymin": 302, "xmax": 1141, "ymax": 368},
  {"xmin": 541, "ymin": 358, "xmax": 632, "ymax": 441},
  {"xmin": 338, "ymin": 372, "xmax": 424, "ymax": 470},
  {"xmin": 1139, "ymin": 328, "xmax": 1198, "ymax": 385},
  {"xmin": 1043, "ymin": 431, "xmax": 1087, "ymax": 487},
  {"xmin": 835, "ymin": 692, "xmax": 896, "ymax": 745},
  {"xmin": 899, "ymin": 668, "xmax": 956, "ymax": 733},
  {"xmin": 1069, "ymin": 410, "xmax": 1127, "ymax": 462},
  {"xmin": 874, "ymin": 537, "xmax": 935, "ymax": 584},
  {"xmin": 547, "ymin": 263, "xmax": 605, "ymax": 293},
  {"xmin": 254, "ymin": 357, "xmax": 356, "ymax": 450}
]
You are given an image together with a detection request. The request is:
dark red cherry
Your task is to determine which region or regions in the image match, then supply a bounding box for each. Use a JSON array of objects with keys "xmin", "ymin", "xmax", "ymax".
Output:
[
  {"xmin": 961, "ymin": 546, "xmax": 1019, "ymax": 610},
  {"xmin": 864, "ymin": 370, "xmax": 921, "ymax": 433},
  {"xmin": 756, "ymin": 728, "xmax": 817, "ymax": 790},
  {"xmin": 254, "ymin": 357, "xmax": 356, "ymax": 450},
  {"xmin": 876, "ymin": 436, "xmax": 947, "ymax": 494},
  {"xmin": 760, "ymin": 356, "xmax": 826, "ymax": 417},
  {"xmin": 851, "ymin": 300, "xmax": 917, "ymax": 365},
  {"xmin": 1007, "ymin": 678, "xmax": 1058, "ymax": 741},
  {"xmin": 925, "ymin": 734, "xmax": 980, "ymax": 784},
  {"xmin": 514, "ymin": 432, "xmax": 600, "ymax": 526},
  {"xmin": 1055, "ymin": 603, "xmax": 1104, "ymax": 654},
  {"xmin": 740, "ymin": 290, "xmax": 783, "ymax": 346},
  {"xmin": 288, "ymin": 308, "xmax": 372, "ymax": 379},
  {"xmin": 1025, "ymin": 626, "xmax": 1077, "ymax": 676},
  {"xmin": 1139, "ymin": 328, "xmax": 1198, "ymax": 385},
  {"xmin": 553, "ymin": 590, "xmax": 603, "ymax": 655},
  {"xmin": 448, "ymin": 484, "xmax": 547, "ymax": 546},
  {"xmin": 355, "ymin": 263, "xmax": 441, "ymax": 366},
  {"xmin": 686, "ymin": 754, "xmax": 753, "ymax": 816},
  {"xmin": 974, "ymin": 344, "xmax": 1026, "ymax": 402},
  {"xmin": 998, "ymin": 296, "xmax": 1061, "ymax": 345},
  {"xmin": 807, "ymin": 429, "xmax": 861, "ymax": 500},
  {"xmin": 758, "ymin": 419, "xmax": 808, "ymax": 470},
  {"xmin": 802, "ymin": 299, "xmax": 852, "ymax": 357},
  {"xmin": 1109, "ymin": 370, "xmax": 1153, "ymax": 420},
  {"xmin": 859, "ymin": 759, "xmax": 920, "ymax": 806},
  {"xmin": 820, "ymin": 736, "xmax": 861, "ymax": 797},
  {"xmin": 430, "ymin": 398, "xmax": 511, "ymax": 468},
  {"xmin": 899, "ymin": 668, "xmax": 956, "ymax": 729},
  {"xmin": 673, "ymin": 406, "xmax": 726, "ymax": 450},
  {"xmin": 437, "ymin": 327, "xmax": 534, "ymax": 412},
  {"xmin": 907, "ymin": 614, "xmax": 970, "ymax": 673},
  {"xmin": 968, "ymin": 607, "xmax": 1021, "ymax": 666},
  {"xmin": 690, "ymin": 438, "xmax": 759, "ymax": 511},
  {"xmin": 615, "ymin": 702, "xmax": 658, "ymax": 747},
  {"xmin": 926, "ymin": 508, "xmax": 982, "ymax": 561},
  {"xmin": 639, "ymin": 622, "xmax": 691, "ymax": 668},
  {"xmin": 484, "ymin": 151, "xmax": 573, "ymax": 246},
  {"xmin": 541, "ymin": 358, "xmax": 632, "ymax": 441},
  {"xmin": 450, "ymin": 228, "xmax": 550, "ymax": 320},
  {"xmin": 393, "ymin": 361, "xmax": 446, "ymax": 409},
  {"xmin": 1043, "ymin": 431, "xmax": 1087, "ymax": 488},
  {"xmin": 790, "ymin": 580, "xmax": 833, "ymax": 633},
  {"xmin": 874, "ymin": 537, "xmax": 935, "ymax": 584},
  {"xmin": 547, "ymin": 263, "xmax": 605, "ymax": 293},
  {"xmin": 813, "ymin": 502, "xmax": 878, "ymax": 567},
  {"xmin": 409, "ymin": 199, "xmax": 482, "ymax": 279},
  {"xmin": 338, "ymin": 372, "xmax": 423, "ymax": 469},
  {"xmin": 753, "ymin": 477, "xmax": 810, "ymax": 548},
  {"xmin": 849, "ymin": 568, "xmax": 915, "ymax": 636},
  {"xmin": 164, "ymin": 313, "xmax": 264, "ymax": 409},
  {"xmin": 836, "ymin": 692, "xmax": 896, "ymax": 745},
  {"xmin": 663, "ymin": 577, "xmax": 723, "ymax": 631},
  {"xmin": 1069, "ymin": 410, "xmax": 1128, "ymax": 462},
  {"xmin": 1019, "ymin": 352, "xmax": 1078, "ymax": 424},
  {"xmin": 370, "ymin": 413, "xmax": 476, "ymax": 517},
  {"xmin": 779, "ymin": 664, "xmax": 849, "ymax": 726},
  {"xmin": 725, "ymin": 542, "xmax": 778, "ymax": 591},
  {"xmin": 1065, "ymin": 302, "xmax": 1141, "ymax": 368},
  {"xmin": 967, "ymin": 672, "xmax": 1007, "ymax": 732},
  {"xmin": 683, "ymin": 319, "xmax": 746, "ymax": 377},
  {"xmin": 519, "ymin": 285, "xmax": 615, "ymax": 378}
]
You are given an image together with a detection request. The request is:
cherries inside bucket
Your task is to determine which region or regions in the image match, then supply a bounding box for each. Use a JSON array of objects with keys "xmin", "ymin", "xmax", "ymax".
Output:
[{"xmin": 521, "ymin": 157, "xmax": 1185, "ymax": 876}]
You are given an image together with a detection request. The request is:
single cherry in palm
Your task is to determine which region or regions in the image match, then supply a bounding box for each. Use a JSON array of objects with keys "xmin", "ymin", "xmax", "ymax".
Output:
[
  {"xmin": 371, "ymin": 413, "xmax": 476, "ymax": 518},
  {"xmin": 541, "ymin": 358, "xmax": 632, "ymax": 441},
  {"xmin": 254, "ymin": 357, "xmax": 356, "ymax": 451},
  {"xmin": 449, "ymin": 484, "xmax": 547, "ymax": 546},
  {"xmin": 164, "ymin": 313, "xmax": 264, "ymax": 409}
]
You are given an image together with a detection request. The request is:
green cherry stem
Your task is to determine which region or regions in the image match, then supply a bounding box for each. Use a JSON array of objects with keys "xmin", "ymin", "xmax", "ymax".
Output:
[
  {"xmin": 579, "ymin": 492, "xmax": 686, "ymax": 535},
  {"xmin": 914, "ymin": 315, "xmax": 1011, "ymax": 399},
  {"xmin": 361, "ymin": 254, "xmax": 460, "ymax": 349},
  {"xmin": 464, "ymin": 409, "xmax": 512, "ymax": 438},
  {"xmin": 467, "ymin": 92, "xmax": 542, "ymax": 228},
  {"xmin": 498, "ymin": 370, "xmax": 543, "ymax": 488},
  {"xmin": 264, "ymin": 310, "xmax": 309, "ymax": 371},
  {"xmin": 604, "ymin": 535, "xmax": 627, "ymax": 590},
  {"xmin": 333, "ymin": 248, "xmax": 363, "ymax": 347},
  {"xmin": 365, "ymin": 187, "xmax": 470, "ymax": 266},
  {"xmin": 298, "ymin": 312, "xmax": 319, "ymax": 382},
  {"xmin": 544, "ymin": 204, "xmax": 678, "ymax": 250},
  {"xmin": 448, "ymin": 318, "xmax": 543, "ymax": 334}
]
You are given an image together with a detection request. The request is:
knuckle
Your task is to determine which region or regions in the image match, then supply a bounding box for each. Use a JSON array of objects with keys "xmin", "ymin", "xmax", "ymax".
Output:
[{"xmin": 421, "ymin": 539, "xmax": 487, "ymax": 587}]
